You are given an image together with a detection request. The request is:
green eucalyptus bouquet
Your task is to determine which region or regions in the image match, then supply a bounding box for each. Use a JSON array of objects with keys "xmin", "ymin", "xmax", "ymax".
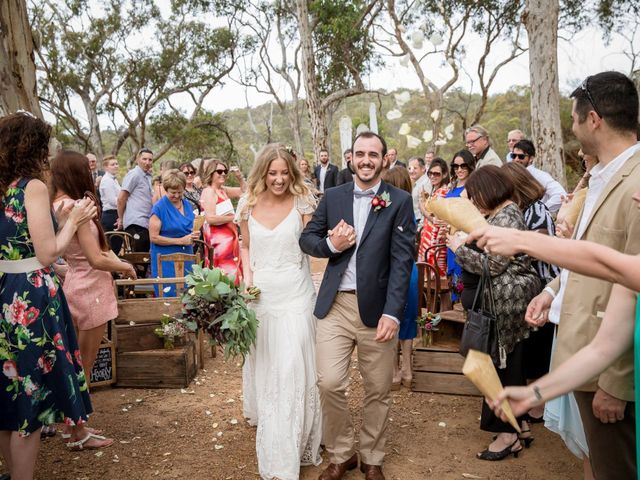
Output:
[{"xmin": 177, "ymin": 265, "xmax": 260, "ymax": 360}]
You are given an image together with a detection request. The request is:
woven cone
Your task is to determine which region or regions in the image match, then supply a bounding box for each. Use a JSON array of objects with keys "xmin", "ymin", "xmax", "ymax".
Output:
[
  {"xmin": 425, "ymin": 197, "xmax": 488, "ymax": 234},
  {"xmin": 564, "ymin": 188, "xmax": 588, "ymax": 226},
  {"xmin": 193, "ymin": 215, "xmax": 206, "ymax": 232},
  {"xmin": 462, "ymin": 350, "xmax": 521, "ymax": 432}
]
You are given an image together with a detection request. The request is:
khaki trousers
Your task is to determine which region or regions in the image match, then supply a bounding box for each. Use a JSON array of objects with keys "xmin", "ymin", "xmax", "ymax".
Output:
[{"xmin": 316, "ymin": 292, "xmax": 396, "ymax": 466}]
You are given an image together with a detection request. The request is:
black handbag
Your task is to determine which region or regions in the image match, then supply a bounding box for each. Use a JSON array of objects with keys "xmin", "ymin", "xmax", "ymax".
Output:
[{"xmin": 459, "ymin": 256, "xmax": 502, "ymax": 365}]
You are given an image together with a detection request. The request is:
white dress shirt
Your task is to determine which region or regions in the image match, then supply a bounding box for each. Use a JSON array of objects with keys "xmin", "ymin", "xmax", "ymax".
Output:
[
  {"xmin": 319, "ymin": 165, "xmax": 329, "ymax": 192},
  {"xmin": 99, "ymin": 172, "xmax": 121, "ymax": 211},
  {"xmin": 547, "ymin": 142, "xmax": 640, "ymax": 324},
  {"xmin": 411, "ymin": 174, "xmax": 431, "ymax": 224},
  {"xmin": 527, "ymin": 165, "xmax": 567, "ymax": 213}
]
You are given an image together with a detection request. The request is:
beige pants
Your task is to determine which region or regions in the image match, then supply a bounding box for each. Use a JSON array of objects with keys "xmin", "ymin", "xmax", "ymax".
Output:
[{"xmin": 316, "ymin": 292, "xmax": 396, "ymax": 466}]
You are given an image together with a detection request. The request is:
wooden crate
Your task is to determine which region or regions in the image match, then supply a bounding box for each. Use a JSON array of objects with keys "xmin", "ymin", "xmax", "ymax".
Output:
[
  {"xmin": 412, "ymin": 339, "xmax": 480, "ymax": 396},
  {"xmin": 115, "ymin": 340, "xmax": 198, "ymax": 388}
]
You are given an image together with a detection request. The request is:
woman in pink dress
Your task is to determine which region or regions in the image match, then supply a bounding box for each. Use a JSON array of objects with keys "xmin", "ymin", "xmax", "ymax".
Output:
[
  {"xmin": 200, "ymin": 160, "xmax": 247, "ymax": 284},
  {"xmin": 50, "ymin": 151, "xmax": 136, "ymax": 439}
]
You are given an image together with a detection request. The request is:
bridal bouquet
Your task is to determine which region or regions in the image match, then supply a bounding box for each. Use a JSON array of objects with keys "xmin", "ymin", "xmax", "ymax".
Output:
[{"xmin": 177, "ymin": 265, "xmax": 259, "ymax": 360}]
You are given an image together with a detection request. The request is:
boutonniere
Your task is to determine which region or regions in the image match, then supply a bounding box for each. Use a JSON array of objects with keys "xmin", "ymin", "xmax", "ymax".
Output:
[{"xmin": 372, "ymin": 191, "xmax": 392, "ymax": 212}]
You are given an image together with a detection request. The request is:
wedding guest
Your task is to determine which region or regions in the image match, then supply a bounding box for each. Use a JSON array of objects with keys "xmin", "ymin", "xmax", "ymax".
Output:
[
  {"xmin": 418, "ymin": 158, "xmax": 450, "ymax": 275},
  {"xmin": 299, "ymin": 157, "xmax": 318, "ymax": 190},
  {"xmin": 505, "ymin": 129, "xmax": 525, "ymax": 162},
  {"xmin": 201, "ymin": 160, "xmax": 246, "ymax": 284},
  {"xmin": 99, "ymin": 155, "xmax": 122, "ymax": 252},
  {"xmin": 502, "ymin": 162, "xmax": 560, "ymax": 422},
  {"xmin": 313, "ymin": 149, "xmax": 339, "ymax": 193},
  {"xmin": 336, "ymin": 149, "xmax": 354, "ymax": 186},
  {"xmin": 408, "ymin": 157, "xmax": 430, "ymax": 226},
  {"xmin": 117, "ymin": 148, "xmax": 153, "ymax": 252},
  {"xmin": 447, "ymin": 165, "xmax": 541, "ymax": 461},
  {"xmin": 152, "ymin": 159, "xmax": 179, "ymax": 204},
  {"xmin": 0, "ymin": 113, "xmax": 106, "ymax": 480},
  {"xmin": 149, "ymin": 169, "xmax": 199, "ymax": 296},
  {"xmin": 382, "ymin": 167, "xmax": 418, "ymax": 390},
  {"xmin": 236, "ymin": 143, "xmax": 322, "ymax": 479},
  {"xmin": 179, "ymin": 162, "xmax": 202, "ymax": 214},
  {"xmin": 510, "ymin": 140, "xmax": 567, "ymax": 213},
  {"xmin": 87, "ymin": 152, "xmax": 104, "ymax": 188},
  {"xmin": 465, "ymin": 125, "xmax": 503, "ymax": 168},
  {"xmin": 444, "ymin": 150, "xmax": 476, "ymax": 302},
  {"xmin": 424, "ymin": 150, "xmax": 435, "ymax": 169}
]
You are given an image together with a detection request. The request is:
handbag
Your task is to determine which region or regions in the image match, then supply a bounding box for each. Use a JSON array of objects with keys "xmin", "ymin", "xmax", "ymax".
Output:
[{"xmin": 459, "ymin": 256, "xmax": 503, "ymax": 365}]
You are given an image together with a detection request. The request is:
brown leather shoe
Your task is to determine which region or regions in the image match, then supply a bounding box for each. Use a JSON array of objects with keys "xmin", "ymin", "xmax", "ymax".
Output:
[
  {"xmin": 360, "ymin": 462, "xmax": 385, "ymax": 480},
  {"xmin": 318, "ymin": 453, "xmax": 358, "ymax": 480}
]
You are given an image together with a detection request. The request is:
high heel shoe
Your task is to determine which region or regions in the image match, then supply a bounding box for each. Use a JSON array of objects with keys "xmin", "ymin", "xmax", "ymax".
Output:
[
  {"xmin": 476, "ymin": 438, "xmax": 522, "ymax": 461},
  {"xmin": 519, "ymin": 429, "xmax": 535, "ymax": 448}
]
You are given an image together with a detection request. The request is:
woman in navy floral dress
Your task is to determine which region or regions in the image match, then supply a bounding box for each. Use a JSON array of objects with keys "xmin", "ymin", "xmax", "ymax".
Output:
[{"xmin": 0, "ymin": 113, "xmax": 107, "ymax": 480}]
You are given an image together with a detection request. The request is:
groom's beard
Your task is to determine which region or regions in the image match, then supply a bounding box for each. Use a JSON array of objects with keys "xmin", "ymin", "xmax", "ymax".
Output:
[{"xmin": 354, "ymin": 162, "xmax": 383, "ymax": 184}]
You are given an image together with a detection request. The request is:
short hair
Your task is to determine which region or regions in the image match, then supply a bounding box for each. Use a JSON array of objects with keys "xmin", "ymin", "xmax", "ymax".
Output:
[
  {"xmin": 161, "ymin": 169, "xmax": 187, "ymax": 191},
  {"xmin": 507, "ymin": 129, "xmax": 524, "ymax": 138},
  {"xmin": 137, "ymin": 147, "xmax": 153, "ymax": 157},
  {"xmin": 102, "ymin": 155, "xmax": 117, "ymax": 167},
  {"xmin": 465, "ymin": 125, "xmax": 491, "ymax": 143},
  {"xmin": 381, "ymin": 166, "xmax": 412, "ymax": 194},
  {"xmin": 570, "ymin": 71, "xmax": 639, "ymax": 133},
  {"xmin": 502, "ymin": 163, "xmax": 545, "ymax": 210},
  {"xmin": 343, "ymin": 148, "xmax": 352, "ymax": 156},
  {"xmin": 352, "ymin": 131, "xmax": 388, "ymax": 158},
  {"xmin": 513, "ymin": 139, "xmax": 536, "ymax": 157},
  {"xmin": 408, "ymin": 156, "xmax": 425, "ymax": 168},
  {"xmin": 427, "ymin": 157, "xmax": 450, "ymax": 187},
  {"xmin": 465, "ymin": 165, "xmax": 515, "ymax": 211},
  {"xmin": 319, "ymin": 148, "xmax": 329, "ymax": 155}
]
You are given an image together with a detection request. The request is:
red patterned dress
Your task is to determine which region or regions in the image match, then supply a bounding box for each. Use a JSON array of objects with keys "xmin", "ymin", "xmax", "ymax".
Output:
[
  {"xmin": 418, "ymin": 186, "xmax": 448, "ymax": 276},
  {"xmin": 202, "ymin": 189, "xmax": 243, "ymax": 285}
]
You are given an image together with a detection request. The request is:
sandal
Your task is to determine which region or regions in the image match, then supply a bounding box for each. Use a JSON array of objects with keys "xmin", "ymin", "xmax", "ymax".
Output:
[
  {"xmin": 476, "ymin": 438, "xmax": 522, "ymax": 461},
  {"xmin": 519, "ymin": 428, "xmax": 534, "ymax": 448},
  {"xmin": 61, "ymin": 426, "xmax": 104, "ymax": 440},
  {"xmin": 66, "ymin": 433, "xmax": 114, "ymax": 451},
  {"xmin": 41, "ymin": 425, "xmax": 57, "ymax": 438}
]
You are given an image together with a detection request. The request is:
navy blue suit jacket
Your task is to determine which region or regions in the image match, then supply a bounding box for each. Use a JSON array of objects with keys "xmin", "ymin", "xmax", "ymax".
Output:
[{"xmin": 299, "ymin": 181, "xmax": 416, "ymax": 327}]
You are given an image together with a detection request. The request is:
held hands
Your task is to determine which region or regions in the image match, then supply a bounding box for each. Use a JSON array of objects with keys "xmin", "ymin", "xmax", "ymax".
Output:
[
  {"xmin": 375, "ymin": 315, "xmax": 398, "ymax": 343},
  {"xmin": 525, "ymin": 291, "xmax": 554, "ymax": 327},
  {"xmin": 592, "ymin": 388, "xmax": 626, "ymax": 423},
  {"xmin": 328, "ymin": 219, "xmax": 356, "ymax": 252}
]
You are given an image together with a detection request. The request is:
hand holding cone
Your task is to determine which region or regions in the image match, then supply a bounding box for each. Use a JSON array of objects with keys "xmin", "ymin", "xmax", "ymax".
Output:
[{"xmin": 425, "ymin": 196, "xmax": 488, "ymax": 234}]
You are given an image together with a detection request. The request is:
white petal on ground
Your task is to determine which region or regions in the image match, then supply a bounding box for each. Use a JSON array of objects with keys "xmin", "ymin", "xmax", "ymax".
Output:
[
  {"xmin": 214, "ymin": 445, "xmax": 224, "ymax": 450},
  {"xmin": 438, "ymin": 421, "xmax": 446, "ymax": 427},
  {"xmin": 229, "ymin": 419, "xmax": 238, "ymax": 425}
]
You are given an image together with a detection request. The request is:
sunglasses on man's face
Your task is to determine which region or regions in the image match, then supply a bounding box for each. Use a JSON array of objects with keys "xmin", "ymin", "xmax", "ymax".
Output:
[
  {"xmin": 511, "ymin": 153, "xmax": 528, "ymax": 160},
  {"xmin": 452, "ymin": 163, "xmax": 469, "ymax": 170}
]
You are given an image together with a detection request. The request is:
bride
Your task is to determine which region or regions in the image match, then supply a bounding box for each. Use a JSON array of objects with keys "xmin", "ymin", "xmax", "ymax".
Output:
[{"xmin": 236, "ymin": 144, "xmax": 322, "ymax": 479}]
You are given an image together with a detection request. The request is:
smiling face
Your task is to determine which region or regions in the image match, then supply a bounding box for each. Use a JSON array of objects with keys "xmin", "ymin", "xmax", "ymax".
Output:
[
  {"xmin": 465, "ymin": 132, "xmax": 489, "ymax": 157},
  {"xmin": 427, "ymin": 164, "xmax": 443, "ymax": 187},
  {"xmin": 352, "ymin": 135, "xmax": 385, "ymax": 189},
  {"xmin": 408, "ymin": 159, "xmax": 425, "ymax": 182},
  {"xmin": 451, "ymin": 156, "xmax": 470, "ymax": 183},
  {"xmin": 298, "ymin": 158, "xmax": 309, "ymax": 174},
  {"xmin": 211, "ymin": 163, "xmax": 228, "ymax": 188},
  {"xmin": 181, "ymin": 166, "xmax": 196, "ymax": 187},
  {"xmin": 265, "ymin": 158, "xmax": 291, "ymax": 196}
]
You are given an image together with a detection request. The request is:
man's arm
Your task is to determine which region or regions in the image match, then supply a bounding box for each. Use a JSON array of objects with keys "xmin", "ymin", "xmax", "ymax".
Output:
[
  {"xmin": 382, "ymin": 194, "xmax": 416, "ymax": 320},
  {"xmin": 116, "ymin": 190, "xmax": 129, "ymax": 230},
  {"xmin": 299, "ymin": 193, "xmax": 341, "ymax": 258}
]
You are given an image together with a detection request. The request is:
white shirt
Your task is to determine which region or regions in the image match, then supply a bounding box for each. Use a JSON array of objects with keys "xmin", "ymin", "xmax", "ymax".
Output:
[
  {"xmin": 99, "ymin": 172, "xmax": 121, "ymax": 211},
  {"xmin": 527, "ymin": 165, "xmax": 567, "ymax": 213},
  {"xmin": 547, "ymin": 142, "xmax": 640, "ymax": 324},
  {"xmin": 411, "ymin": 174, "xmax": 431, "ymax": 223},
  {"xmin": 319, "ymin": 164, "xmax": 329, "ymax": 192},
  {"xmin": 325, "ymin": 181, "xmax": 399, "ymax": 324}
]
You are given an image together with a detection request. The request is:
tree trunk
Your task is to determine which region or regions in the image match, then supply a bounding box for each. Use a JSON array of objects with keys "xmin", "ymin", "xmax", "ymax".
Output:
[
  {"xmin": 294, "ymin": 0, "xmax": 329, "ymax": 160},
  {"xmin": 287, "ymin": 101, "xmax": 304, "ymax": 154},
  {"xmin": 79, "ymin": 93, "xmax": 105, "ymax": 159},
  {"xmin": 0, "ymin": 0, "xmax": 42, "ymax": 118},
  {"xmin": 524, "ymin": 0, "xmax": 566, "ymax": 186}
]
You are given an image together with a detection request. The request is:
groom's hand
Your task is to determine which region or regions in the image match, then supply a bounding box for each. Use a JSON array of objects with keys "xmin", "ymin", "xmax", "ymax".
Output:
[
  {"xmin": 328, "ymin": 219, "xmax": 356, "ymax": 252},
  {"xmin": 375, "ymin": 315, "xmax": 399, "ymax": 342}
]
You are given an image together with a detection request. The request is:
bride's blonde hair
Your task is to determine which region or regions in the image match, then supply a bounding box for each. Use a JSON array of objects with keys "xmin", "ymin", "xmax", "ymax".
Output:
[{"xmin": 243, "ymin": 143, "xmax": 311, "ymax": 211}]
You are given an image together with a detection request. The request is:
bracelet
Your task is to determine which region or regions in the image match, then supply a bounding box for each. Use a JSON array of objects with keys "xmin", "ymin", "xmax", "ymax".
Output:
[{"xmin": 532, "ymin": 385, "xmax": 543, "ymax": 402}]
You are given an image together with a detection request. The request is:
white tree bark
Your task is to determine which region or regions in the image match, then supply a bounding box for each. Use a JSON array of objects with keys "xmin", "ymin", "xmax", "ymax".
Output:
[
  {"xmin": 524, "ymin": 0, "xmax": 566, "ymax": 186},
  {"xmin": 0, "ymin": 0, "xmax": 42, "ymax": 118}
]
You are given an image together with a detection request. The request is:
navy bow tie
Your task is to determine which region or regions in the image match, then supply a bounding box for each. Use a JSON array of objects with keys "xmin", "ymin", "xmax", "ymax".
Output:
[{"xmin": 354, "ymin": 189, "xmax": 375, "ymax": 199}]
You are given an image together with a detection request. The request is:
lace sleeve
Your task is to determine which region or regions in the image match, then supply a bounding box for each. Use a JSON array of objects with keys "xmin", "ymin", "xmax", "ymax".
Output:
[
  {"xmin": 295, "ymin": 193, "xmax": 318, "ymax": 215},
  {"xmin": 234, "ymin": 195, "xmax": 250, "ymax": 224}
]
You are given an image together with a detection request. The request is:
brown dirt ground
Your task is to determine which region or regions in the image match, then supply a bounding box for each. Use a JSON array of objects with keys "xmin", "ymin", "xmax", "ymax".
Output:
[{"xmin": 30, "ymin": 259, "xmax": 581, "ymax": 480}]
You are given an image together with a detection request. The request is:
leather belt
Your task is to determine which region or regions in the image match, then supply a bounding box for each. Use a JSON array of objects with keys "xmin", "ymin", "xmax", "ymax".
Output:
[{"xmin": 340, "ymin": 290, "xmax": 357, "ymax": 295}]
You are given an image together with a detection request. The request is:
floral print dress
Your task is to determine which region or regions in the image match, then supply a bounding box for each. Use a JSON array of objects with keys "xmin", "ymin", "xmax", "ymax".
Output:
[{"xmin": 0, "ymin": 178, "xmax": 92, "ymax": 436}]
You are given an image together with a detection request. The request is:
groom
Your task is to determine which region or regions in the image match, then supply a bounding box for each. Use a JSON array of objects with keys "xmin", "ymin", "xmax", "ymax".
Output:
[{"xmin": 300, "ymin": 132, "xmax": 415, "ymax": 480}]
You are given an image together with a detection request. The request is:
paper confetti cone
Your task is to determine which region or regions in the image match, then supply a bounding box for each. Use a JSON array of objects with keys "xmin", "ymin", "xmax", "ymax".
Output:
[
  {"xmin": 564, "ymin": 188, "xmax": 588, "ymax": 226},
  {"xmin": 193, "ymin": 215, "xmax": 206, "ymax": 232},
  {"xmin": 462, "ymin": 350, "xmax": 521, "ymax": 433},
  {"xmin": 425, "ymin": 196, "xmax": 488, "ymax": 234}
]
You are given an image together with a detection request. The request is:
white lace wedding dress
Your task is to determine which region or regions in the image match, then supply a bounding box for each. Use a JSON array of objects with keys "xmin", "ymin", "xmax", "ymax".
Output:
[{"xmin": 239, "ymin": 195, "xmax": 323, "ymax": 480}]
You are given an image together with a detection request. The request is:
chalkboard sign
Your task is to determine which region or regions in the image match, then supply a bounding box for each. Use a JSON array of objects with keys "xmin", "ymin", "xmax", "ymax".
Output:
[{"xmin": 90, "ymin": 343, "xmax": 116, "ymax": 387}]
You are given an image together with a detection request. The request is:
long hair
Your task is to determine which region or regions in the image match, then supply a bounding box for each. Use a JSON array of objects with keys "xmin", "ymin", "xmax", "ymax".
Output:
[
  {"xmin": 502, "ymin": 162, "xmax": 545, "ymax": 210},
  {"xmin": 202, "ymin": 158, "xmax": 228, "ymax": 187},
  {"xmin": 49, "ymin": 150, "xmax": 109, "ymax": 251},
  {"xmin": 0, "ymin": 112, "xmax": 52, "ymax": 204},
  {"xmin": 242, "ymin": 143, "xmax": 312, "ymax": 213},
  {"xmin": 450, "ymin": 150, "xmax": 476, "ymax": 188},
  {"xmin": 382, "ymin": 167, "xmax": 412, "ymax": 194},
  {"xmin": 428, "ymin": 157, "xmax": 450, "ymax": 189}
]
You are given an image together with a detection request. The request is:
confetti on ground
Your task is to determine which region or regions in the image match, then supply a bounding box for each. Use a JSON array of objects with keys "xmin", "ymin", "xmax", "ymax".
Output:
[{"xmin": 438, "ymin": 422, "xmax": 446, "ymax": 427}]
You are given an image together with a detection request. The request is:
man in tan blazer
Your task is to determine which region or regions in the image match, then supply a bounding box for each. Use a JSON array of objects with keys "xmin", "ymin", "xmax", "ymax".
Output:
[{"xmin": 527, "ymin": 71, "xmax": 640, "ymax": 480}]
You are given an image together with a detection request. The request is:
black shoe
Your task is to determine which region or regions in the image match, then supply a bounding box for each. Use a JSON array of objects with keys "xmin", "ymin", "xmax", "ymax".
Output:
[
  {"xmin": 476, "ymin": 438, "xmax": 522, "ymax": 461},
  {"xmin": 518, "ymin": 429, "xmax": 534, "ymax": 448}
]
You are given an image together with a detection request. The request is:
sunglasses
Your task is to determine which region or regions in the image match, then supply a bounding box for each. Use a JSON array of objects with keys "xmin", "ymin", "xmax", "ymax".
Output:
[
  {"xmin": 215, "ymin": 169, "xmax": 228, "ymax": 175},
  {"xmin": 427, "ymin": 171, "xmax": 442, "ymax": 177},
  {"xmin": 465, "ymin": 136, "xmax": 484, "ymax": 146},
  {"xmin": 581, "ymin": 77, "xmax": 603, "ymax": 118},
  {"xmin": 182, "ymin": 170, "xmax": 196, "ymax": 176},
  {"xmin": 452, "ymin": 163, "xmax": 469, "ymax": 170},
  {"xmin": 511, "ymin": 153, "xmax": 528, "ymax": 160}
]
